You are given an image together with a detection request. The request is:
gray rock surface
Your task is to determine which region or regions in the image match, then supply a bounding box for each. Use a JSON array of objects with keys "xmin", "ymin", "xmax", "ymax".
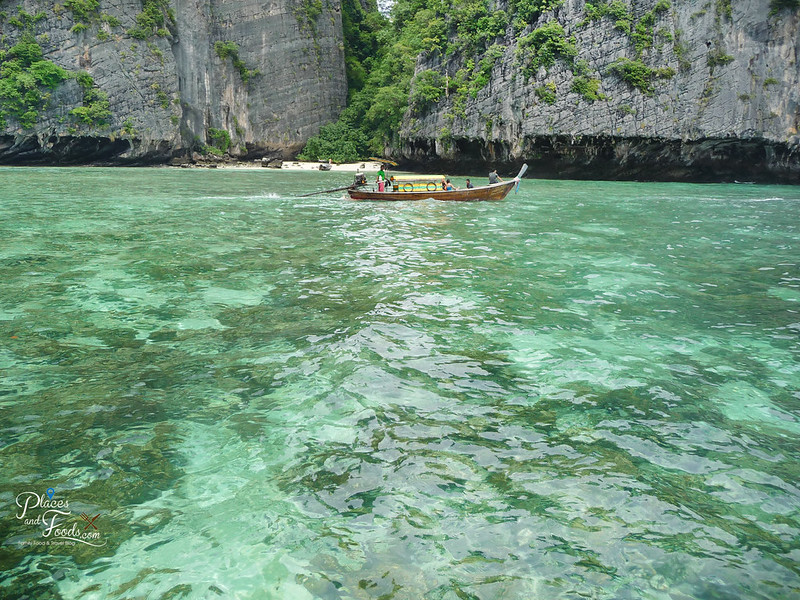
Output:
[
  {"xmin": 0, "ymin": 0, "xmax": 347, "ymax": 163},
  {"xmin": 396, "ymin": 0, "xmax": 800, "ymax": 182}
]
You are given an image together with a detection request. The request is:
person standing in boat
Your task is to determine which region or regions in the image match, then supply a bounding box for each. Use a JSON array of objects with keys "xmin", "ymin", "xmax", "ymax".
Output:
[
  {"xmin": 489, "ymin": 169, "xmax": 503, "ymax": 184},
  {"xmin": 376, "ymin": 165, "xmax": 387, "ymax": 192}
]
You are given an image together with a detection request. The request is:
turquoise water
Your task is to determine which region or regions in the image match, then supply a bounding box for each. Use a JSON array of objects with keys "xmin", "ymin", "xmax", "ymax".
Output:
[{"xmin": 0, "ymin": 167, "xmax": 799, "ymax": 599}]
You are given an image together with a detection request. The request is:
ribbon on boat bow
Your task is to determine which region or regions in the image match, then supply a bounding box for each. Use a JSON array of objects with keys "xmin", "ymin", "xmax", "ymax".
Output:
[{"xmin": 513, "ymin": 163, "xmax": 528, "ymax": 193}]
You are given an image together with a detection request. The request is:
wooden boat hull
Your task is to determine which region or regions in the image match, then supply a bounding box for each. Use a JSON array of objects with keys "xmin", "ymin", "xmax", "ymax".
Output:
[{"xmin": 348, "ymin": 179, "xmax": 517, "ymax": 202}]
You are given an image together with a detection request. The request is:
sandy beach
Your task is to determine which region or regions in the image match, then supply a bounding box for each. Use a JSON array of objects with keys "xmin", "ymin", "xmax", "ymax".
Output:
[
  {"xmin": 279, "ymin": 160, "xmax": 384, "ymax": 172},
  {"xmin": 200, "ymin": 160, "xmax": 385, "ymax": 171}
]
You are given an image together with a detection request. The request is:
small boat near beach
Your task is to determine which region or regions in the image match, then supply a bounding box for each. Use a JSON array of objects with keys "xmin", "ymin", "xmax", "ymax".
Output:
[{"xmin": 347, "ymin": 164, "xmax": 528, "ymax": 202}]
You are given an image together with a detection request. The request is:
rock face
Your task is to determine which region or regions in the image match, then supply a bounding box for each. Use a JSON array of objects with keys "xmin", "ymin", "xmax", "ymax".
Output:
[
  {"xmin": 0, "ymin": 0, "xmax": 347, "ymax": 164},
  {"xmin": 397, "ymin": 0, "xmax": 800, "ymax": 182}
]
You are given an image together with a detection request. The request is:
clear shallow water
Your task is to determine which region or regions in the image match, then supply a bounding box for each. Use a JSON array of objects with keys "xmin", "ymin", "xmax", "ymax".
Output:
[{"xmin": 0, "ymin": 167, "xmax": 799, "ymax": 599}]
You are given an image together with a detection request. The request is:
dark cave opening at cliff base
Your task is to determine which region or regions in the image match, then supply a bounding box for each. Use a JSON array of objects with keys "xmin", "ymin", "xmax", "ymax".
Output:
[
  {"xmin": 0, "ymin": 136, "xmax": 167, "ymax": 166},
  {"xmin": 397, "ymin": 135, "xmax": 800, "ymax": 184}
]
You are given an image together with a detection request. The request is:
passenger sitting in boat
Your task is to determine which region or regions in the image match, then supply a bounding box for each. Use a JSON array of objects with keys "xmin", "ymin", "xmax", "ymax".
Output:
[
  {"xmin": 489, "ymin": 169, "xmax": 503, "ymax": 184},
  {"xmin": 445, "ymin": 178, "xmax": 457, "ymax": 191},
  {"xmin": 465, "ymin": 179, "xmax": 474, "ymax": 188}
]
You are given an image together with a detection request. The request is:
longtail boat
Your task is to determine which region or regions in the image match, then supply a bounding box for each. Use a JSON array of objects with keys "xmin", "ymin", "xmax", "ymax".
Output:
[{"xmin": 347, "ymin": 164, "xmax": 528, "ymax": 202}]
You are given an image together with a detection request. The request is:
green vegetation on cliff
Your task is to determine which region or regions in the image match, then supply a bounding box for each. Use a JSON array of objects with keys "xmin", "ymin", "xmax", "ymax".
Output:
[
  {"xmin": 0, "ymin": 11, "xmax": 111, "ymax": 130},
  {"xmin": 607, "ymin": 57, "xmax": 673, "ymax": 95},
  {"xmin": 299, "ymin": 0, "xmax": 619, "ymax": 161},
  {"xmin": 71, "ymin": 71, "xmax": 111, "ymax": 126},
  {"xmin": 128, "ymin": 0, "xmax": 174, "ymax": 39},
  {"xmin": 202, "ymin": 127, "xmax": 232, "ymax": 155},
  {"xmin": 517, "ymin": 21, "xmax": 576, "ymax": 77},
  {"xmin": 0, "ymin": 33, "xmax": 68, "ymax": 128},
  {"xmin": 341, "ymin": 0, "xmax": 385, "ymax": 92},
  {"xmin": 293, "ymin": 0, "xmax": 324, "ymax": 34},
  {"xmin": 301, "ymin": 0, "xmax": 527, "ymax": 161},
  {"xmin": 299, "ymin": 0, "xmax": 393, "ymax": 161},
  {"xmin": 300, "ymin": 0, "xmax": 772, "ymax": 161},
  {"xmin": 770, "ymin": 0, "xmax": 800, "ymax": 14},
  {"xmin": 64, "ymin": 0, "xmax": 99, "ymax": 31},
  {"xmin": 214, "ymin": 41, "xmax": 259, "ymax": 84}
]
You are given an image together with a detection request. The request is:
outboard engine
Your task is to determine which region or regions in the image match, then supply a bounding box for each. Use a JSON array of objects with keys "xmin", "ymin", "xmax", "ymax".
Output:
[{"xmin": 354, "ymin": 172, "xmax": 367, "ymax": 186}]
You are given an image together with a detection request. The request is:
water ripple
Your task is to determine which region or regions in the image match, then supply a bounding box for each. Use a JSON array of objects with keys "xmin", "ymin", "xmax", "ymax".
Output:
[{"xmin": 0, "ymin": 170, "xmax": 798, "ymax": 599}]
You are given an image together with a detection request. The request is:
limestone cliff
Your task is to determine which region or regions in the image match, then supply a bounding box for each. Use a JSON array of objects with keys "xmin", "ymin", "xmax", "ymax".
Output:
[
  {"xmin": 0, "ymin": 0, "xmax": 347, "ymax": 163},
  {"xmin": 397, "ymin": 0, "xmax": 800, "ymax": 182}
]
